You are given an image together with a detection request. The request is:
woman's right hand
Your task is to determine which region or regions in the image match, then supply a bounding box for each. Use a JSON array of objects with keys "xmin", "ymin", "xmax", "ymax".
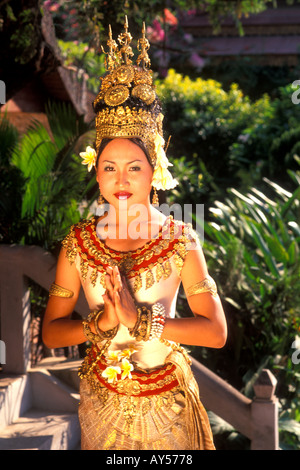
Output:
[{"xmin": 98, "ymin": 266, "xmax": 120, "ymax": 331}]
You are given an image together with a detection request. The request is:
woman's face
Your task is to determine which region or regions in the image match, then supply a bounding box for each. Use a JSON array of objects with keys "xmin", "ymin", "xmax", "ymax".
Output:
[{"xmin": 96, "ymin": 138, "xmax": 153, "ymax": 212}]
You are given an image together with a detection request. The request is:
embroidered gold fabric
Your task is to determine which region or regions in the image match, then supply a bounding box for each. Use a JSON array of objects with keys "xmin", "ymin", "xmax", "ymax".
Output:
[
  {"xmin": 79, "ymin": 345, "xmax": 180, "ymax": 398},
  {"xmin": 61, "ymin": 215, "xmax": 199, "ymax": 293},
  {"xmin": 78, "ymin": 350, "xmax": 215, "ymax": 450}
]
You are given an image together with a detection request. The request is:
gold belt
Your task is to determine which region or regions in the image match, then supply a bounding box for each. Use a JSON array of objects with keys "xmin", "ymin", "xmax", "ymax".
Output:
[{"xmin": 79, "ymin": 344, "xmax": 180, "ymax": 397}]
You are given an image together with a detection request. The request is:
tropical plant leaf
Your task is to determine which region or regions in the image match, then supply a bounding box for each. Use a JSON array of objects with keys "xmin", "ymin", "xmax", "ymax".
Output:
[
  {"xmin": 10, "ymin": 100, "xmax": 96, "ymax": 250},
  {"xmin": 280, "ymin": 185, "xmax": 300, "ymax": 219},
  {"xmin": 287, "ymin": 240, "xmax": 299, "ymax": 264}
]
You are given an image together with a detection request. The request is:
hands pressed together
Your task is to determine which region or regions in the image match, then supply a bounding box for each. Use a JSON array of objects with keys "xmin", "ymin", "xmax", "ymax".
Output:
[{"xmin": 100, "ymin": 266, "xmax": 138, "ymax": 331}]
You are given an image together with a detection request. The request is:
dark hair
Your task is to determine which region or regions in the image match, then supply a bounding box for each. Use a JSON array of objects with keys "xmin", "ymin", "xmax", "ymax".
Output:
[{"xmin": 96, "ymin": 137, "xmax": 151, "ymax": 168}]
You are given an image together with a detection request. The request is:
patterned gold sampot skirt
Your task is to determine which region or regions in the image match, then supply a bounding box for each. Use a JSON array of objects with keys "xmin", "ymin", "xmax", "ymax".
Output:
[{"xmin": 78, "ymin": 348, "xmax": 215, "ymax": 450}]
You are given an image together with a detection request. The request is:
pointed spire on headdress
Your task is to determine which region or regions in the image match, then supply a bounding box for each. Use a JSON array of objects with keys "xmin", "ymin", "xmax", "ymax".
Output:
[
  {"xmin": 117, "ymin": 15, "xmax": 134, "ymax": 65},
  {"xmin": 101, "ymin": 24, "xmax": 118, "ymax": 71},
  {"xmin": 137, "ymin": 22, "xmax": 151, "ymax": 69}
]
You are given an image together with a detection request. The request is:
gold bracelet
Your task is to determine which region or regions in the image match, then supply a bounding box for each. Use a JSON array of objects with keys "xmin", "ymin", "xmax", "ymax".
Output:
[
  {"xmin": 82, "ymin": 320, "xmax": 102, "ymax": 344},
  {"xmin": 94, "ymin": 309, "xmax": 119, "ymax": 340},
  {"xmin": 128, "ymin": 308, "xmax": 142, "ymax": 337},
  {"xmin": 49, "ymin": 282, "xmax": 74, "ymax": 298},
  {"xmin": 82, "ymin": 309, "xmax": 119, "ymax": 344},
  {"xmin": 129, "ymin": 306, "xmax": 152, "ymax": 342},
  {"xmin": 186, "ymin": 275, "xmax": 218, "ymax": 297},
  {"xmin": 82, "ymin": 310, "xmax": 103, "ymax": 344}
]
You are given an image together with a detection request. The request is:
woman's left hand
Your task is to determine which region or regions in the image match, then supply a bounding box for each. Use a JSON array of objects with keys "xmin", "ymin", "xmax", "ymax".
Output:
[{"xmin": 111, "ymin": 266, "xmax": 138, "ymax": 329}]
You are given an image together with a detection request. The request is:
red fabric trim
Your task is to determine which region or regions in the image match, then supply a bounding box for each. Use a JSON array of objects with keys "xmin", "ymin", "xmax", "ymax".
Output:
[
  {"xmin": 87, "ymin": 346, "xmax": 179, "ymax": 397},
  {"xmin": 74, "ymin": 216, "xmax": 185, "ymax": 276}
]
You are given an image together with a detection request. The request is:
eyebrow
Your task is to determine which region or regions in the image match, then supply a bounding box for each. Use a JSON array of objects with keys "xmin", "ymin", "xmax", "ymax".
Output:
[{"xmin": 102, "ymin": 159, "xmax": 143, "ymax": 164}]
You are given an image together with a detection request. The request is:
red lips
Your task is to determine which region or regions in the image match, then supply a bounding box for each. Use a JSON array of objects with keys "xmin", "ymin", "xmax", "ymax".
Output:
[{"xmin": 114, "ymin": 191, "xmax": 132, "ymax": 200}]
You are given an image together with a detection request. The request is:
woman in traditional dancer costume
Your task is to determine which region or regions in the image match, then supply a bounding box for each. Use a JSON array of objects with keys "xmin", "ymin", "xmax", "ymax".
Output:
[{"xmin": 42, "ymin": 18, "xmax": 227, "ymax": 450}]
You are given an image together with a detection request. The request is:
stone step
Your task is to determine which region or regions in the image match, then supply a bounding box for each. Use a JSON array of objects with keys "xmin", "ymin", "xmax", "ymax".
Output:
[
  {"xmin": 0, "ymin": 361, "xmax": 82, "ymax": 450},
  {"xmin": 0, "ymin": 408, "xmax": 80, "ymax": 450},
  {"xmin": 28, "ymin": 367, "xmax": 80, "ymax": 413},
  {"xmin": 32, "ymin": 357, "xmax": 81, "ymax": 392},
  {"xmin": 0, "ymin": 374, "xmax": 31, "ymax": 431}
]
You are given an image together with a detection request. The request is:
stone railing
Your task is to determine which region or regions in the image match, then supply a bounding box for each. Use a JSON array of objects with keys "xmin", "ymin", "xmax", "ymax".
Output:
[{"xmin": 0, "ymin": 244, "xmax": 279, "ymax": 450}]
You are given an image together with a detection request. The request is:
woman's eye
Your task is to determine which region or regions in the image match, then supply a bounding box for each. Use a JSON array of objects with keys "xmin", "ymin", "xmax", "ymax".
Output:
[
  {"xmin": 104, "ymin": 166, "xmax": 115, "ymax": 171},
  {"xmin": 130, "ymin": 166, "xmax": 141, "ymax": 171}
]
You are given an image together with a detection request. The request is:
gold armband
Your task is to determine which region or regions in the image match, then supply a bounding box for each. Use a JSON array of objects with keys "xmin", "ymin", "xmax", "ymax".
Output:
[
  {"xmin": 186, "ymin": 275, "xmax": 218, "ymax": 297},
  {"xmin": 49, "ymin": 282, "xmax": 74, "ymax": 298}
]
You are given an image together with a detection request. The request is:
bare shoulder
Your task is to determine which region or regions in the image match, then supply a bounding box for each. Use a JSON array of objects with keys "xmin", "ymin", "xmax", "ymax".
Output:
[
  {"xmin": 180, "ymin": 244, "xmax": 208, "ymax": 288},
  {"xmin": 175, "ymin": 220, "xmax": 208, "ymax": 287}
]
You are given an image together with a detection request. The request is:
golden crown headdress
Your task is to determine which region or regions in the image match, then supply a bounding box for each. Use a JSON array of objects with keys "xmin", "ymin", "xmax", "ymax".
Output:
[{"xmin": 80, "ymin": 17, "xmax": 178, "ymax": 191}]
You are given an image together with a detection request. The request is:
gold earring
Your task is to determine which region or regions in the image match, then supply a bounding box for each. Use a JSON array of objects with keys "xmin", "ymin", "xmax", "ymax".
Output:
[
  {"xmin": 98, "ymin": 192, "xmax": 105, "ymax": 206},
  {"xmin": 152, "ymin": 187, "xmax": 159, "ymax": 206}
]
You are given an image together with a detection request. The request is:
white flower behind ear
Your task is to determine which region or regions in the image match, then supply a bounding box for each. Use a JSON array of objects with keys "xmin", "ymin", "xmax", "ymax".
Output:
[
  {"xmin": 80, "ymin": 146, "xmax": 97, "ymax": 171},
  {"xmin": 152, "ymin": 166, "xmax": 178, "ymax": 190},
  {"xmin": 152, "ymin": 133, "xmax": 178, "ymax": 190}
]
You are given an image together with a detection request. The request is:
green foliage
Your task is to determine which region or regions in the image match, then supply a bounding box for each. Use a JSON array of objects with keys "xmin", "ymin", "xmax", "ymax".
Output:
[
  {"xmin": 156, "ymin": 69, "xmax": 271, "ymax": 201},
  {"xmin": 192, "ymin": 161, "xmax": 300, "ymax": 448},
  {"xmin": 43, "ymin": 0, "xmax": 296, "ymax": 45},
  {"xmin": 275, "ymin": 343, "xmax": 300, "ymax": 449},
  {"xmin": 230, "ymin": 84, "xmax": 300, "ymax": 187},
  {"xmin": 0, "ymin": 116, "xmax": 25, "ymax": 244},
  {"xmin": 8, "ymin": 102, "xmax": 97, "ymax": 251},
  {"xmin": 202, "ymin": 162, "xmax": 300, "ymax": 364},
  {"xmin": 9, "ymin": 8, "xmax": 41, "ymax": 64},
  {"xmin": 201, "ymin": 57, "xmax": 298, "ymax": 100},
  {"xmin": 208, "ymin": 412, "xmax": 250, "ymax": 450},
  {"xmin": 58, "ymin": 40, "xmax": 105, "ymax": 93}
]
